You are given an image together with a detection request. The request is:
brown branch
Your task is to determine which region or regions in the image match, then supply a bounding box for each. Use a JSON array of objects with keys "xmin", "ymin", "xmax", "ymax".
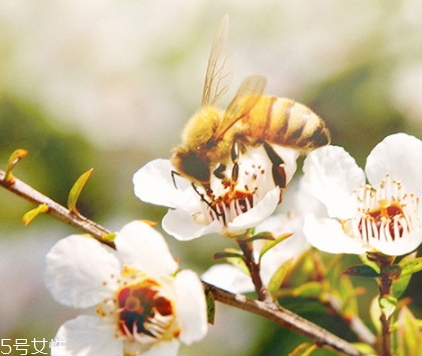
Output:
[
  {"xmin": 0, "ymin": 169, "xmax": 114, "ymax": 248},
  {"xmin": 376, "ymin": 256, "xmax": 396, "ymax": 356},
  {"xmin": 237, "ymin": 236, "xmax": 272, "ymax": 303},
  {"xmin": 204, "ymin": 282, "xmax": 364, "ymax": 356},
  {"xmin": 0, "ymin": 168, "xmax": 364, "ymax": 356}
]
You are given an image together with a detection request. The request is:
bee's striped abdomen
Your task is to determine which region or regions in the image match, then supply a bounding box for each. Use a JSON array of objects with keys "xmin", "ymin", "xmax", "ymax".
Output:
[{"xmin": 245, "ymin": 96, "xmax": 330, "ymax": 150}]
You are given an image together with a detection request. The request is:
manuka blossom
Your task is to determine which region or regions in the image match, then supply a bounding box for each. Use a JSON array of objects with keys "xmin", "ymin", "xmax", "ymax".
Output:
[
  {"xmin": 45, "ymin": 221, "xmax": 207, "ymax": 356},
  {"xmin": 302, "ymin": 133, "xmax": 422, "ymax": 256},
  {"xmin": 202, "ymin": 178, "xmax": 323, "ymax": 293},
  {"xmin": 133, "ymin": 145, "xmax": 299, "ymax": 240}
]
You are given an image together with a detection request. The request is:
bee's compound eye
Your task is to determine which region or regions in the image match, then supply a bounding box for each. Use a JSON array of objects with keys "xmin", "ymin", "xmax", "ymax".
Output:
[{"xmin": 181, "ymin": 152, "xmax": 210, "ymax": 183}]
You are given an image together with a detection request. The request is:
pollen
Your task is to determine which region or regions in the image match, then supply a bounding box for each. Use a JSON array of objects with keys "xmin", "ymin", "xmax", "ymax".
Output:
[{"xmin": 345, "ymin": 174, "xmax": 420, "ymax": 245}]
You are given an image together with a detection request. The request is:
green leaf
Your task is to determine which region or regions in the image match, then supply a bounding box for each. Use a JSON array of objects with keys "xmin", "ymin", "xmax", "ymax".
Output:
[
  {"xmin": 342, "ymin": 264, "xmax": 380, "ymax": 277},
  {"xmin": 337, "ymin": 274, "xmax": 360, "ymax": 316},
  {"xmin": 369, "ymin": 296, "xmax": 381, "ymax": 333},
  {"xmin": 259, "ymin": 232, "xmax": 293, "ymax": 262},
  {"xmin": 213, "ymin": 249, "xmax": 244, "ymax": 261},
  {"xmin": 352, "ymin": 343, "xmax": 377, "ymax": 355},
  {"xmin": 360, "ymin": 253, "xmax": 381, "ymax": 274},
  {"xmin": 392, "ymin": 273, "xmax": 412, "ymax": 299},
  {"xmin": 399, "ymin": 257, "xmax": 422, "ymax": 277},
  {"xmin": 22, "ymin": 204, "xmax": 49, "ymax": 226},
  {"xmin": 392, "ymin": 253, "xmax": 419, "ymax": 298},
  {"xmin": 396, "ymin": 306, "xmax": 422, "ymax": 356},
  {"xmin": 4, "ymin": 148, "xmax": 28, "ymax": 184},
  {"xmin": 292, "ymin": 281, "xmax": 323, "ymax": 299},
  {"xmin": 102, "ymin": 233, "xmax": 117, "ymax": 242},
  {"xmin": 214, "ymin": 248, "xmax": 249, "ymax": 275},
  {"xmin": 288, "ymin": 342, "xmax": 317, "ymax": 356},
  {"xmin": 245, "ymin": 230, "xmax": 275, "ymax": 242},
  {"xmin": 268, "ymin": 259, "xmax": 292, "ymax": 299},
  {"xmin": 67, "ymin": 168, "xmax": 94, "ymax": 214},
  {"xmin": 205, "ymin": 289, "xmax": 216, "ymax": 325},
  {"xmin": 379, "ymin": 295, "xmax": 397, "ymax": 320}
]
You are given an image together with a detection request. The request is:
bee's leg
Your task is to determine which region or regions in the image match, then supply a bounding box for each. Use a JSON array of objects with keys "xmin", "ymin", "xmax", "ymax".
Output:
[
  {"xmin": 230, "ymin": 141, "xmax": 240, "ymax": 186},
  {"xmin": 191, "ymin": 183, "xmax": 224, "ymax": 218},
  {"xmin": 171, "ymin": 170, "xmax": 181, "ymax": 189},
  {"xmin": 213, "ymin": 163, "xmax": 226, "ymax": 180},
  {"xmin": 262, "ymin": 141, "xmax": 286, "ymax": 189},
  {"xmin": 172, "ymin": 172, "xmax": 223, "ymax": 218}
]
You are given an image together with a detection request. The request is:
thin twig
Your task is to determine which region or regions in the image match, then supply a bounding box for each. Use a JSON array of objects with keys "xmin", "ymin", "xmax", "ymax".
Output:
[
  {"xmin": 0, "ymin": 168, "xmax": 364, "ymax": 356},
  {"xmin": 204, "ymin": 282, "xmax": 364, "ymax": 356},
  {"xmin": 237, "ymin": 236, "xmax": 272, "ymax": 303},
  {"xmin": 0, "ymin": 169, "xmax": 114, "ymax": 248},
  {"xmin": 376, "ymin": 256, "xmax": 396, "ymax": 356}
]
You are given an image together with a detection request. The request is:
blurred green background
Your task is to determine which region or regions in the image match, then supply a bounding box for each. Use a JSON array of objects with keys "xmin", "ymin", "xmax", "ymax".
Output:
[{"xmin": 1, "ymin": 0, "xmax": 422, "ymax": 355}]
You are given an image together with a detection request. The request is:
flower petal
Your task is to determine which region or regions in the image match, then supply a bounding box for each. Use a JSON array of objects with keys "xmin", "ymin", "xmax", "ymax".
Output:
[
  {"xmin": 272, "ymin": 145, "xmax": 300, "ymax": 184},
  {"xmin": 303, "ymin": 214, "xmax": 367, "ymax": 254},
  {"xmin": 227, "ymin": 187, "xmax": 280, "ymax": 231},
  {"xmin": 365, "ymin": 133, "xmax": 422, "ymax": 195},
  {"xmin": 45, "ymin": 235, "xmax": 120, "ymax": 308},
  {"xmin": 162, "ymin": 208, "xmax": 222, "ymax": 240},
  {"xmin": 133, "ymin": 159, "xmax": 192, "ymax": 209},
  {"xmin": 288, "ymin": 177, "xmax": 329, "ymax": 219},
  {"xmin": 143, "ymin": 339, "xmax": 180, "ymax": 356},
  {"xmin": 174, "ymin": 270, "xmax": 208, "ymax": 345},
  {"xmin": 369, "ymin": 228, "xmax": 422, "ymax": 256},
  {"xmin": 303, "ymin": 146, "xmax": 365, "ymax": 219},
  {"xmin": 51, "ymin": 315, "xmax": 122, "ymax": 356},
  {"xmin": 201, "ymin": 264, "xmax": 254, "ymax": 294},
  {"xmin": 115, "ymin": 221, "xmax": 178, "ymax": 277}
]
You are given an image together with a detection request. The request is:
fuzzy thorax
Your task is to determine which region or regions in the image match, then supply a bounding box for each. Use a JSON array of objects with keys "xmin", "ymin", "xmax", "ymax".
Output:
[{"xmin": 180, "ymin": 105, "xmax": 233, "ymax": 162}]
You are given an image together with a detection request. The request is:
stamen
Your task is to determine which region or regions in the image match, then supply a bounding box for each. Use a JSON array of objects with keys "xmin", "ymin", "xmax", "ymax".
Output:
[
  {"xmin": 113, "ymin": 281, "xmax": 175, "ymax": 342},
  {"xmin": 199, "ymin": 187, "xmax": 257, "ymax": 226},
  {"xmin": 194, "ymin": 147, "xmax": 283, "ymax": 227},
  {"xmin": 344, "ymin": 175, "xmax": 420, "ymax": 247}
]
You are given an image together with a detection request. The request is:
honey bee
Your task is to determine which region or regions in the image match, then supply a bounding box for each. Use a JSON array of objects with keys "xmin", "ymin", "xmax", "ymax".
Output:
[{"xmin": 171, "ymin": 15, "xmax": 330, "ymax": 194}]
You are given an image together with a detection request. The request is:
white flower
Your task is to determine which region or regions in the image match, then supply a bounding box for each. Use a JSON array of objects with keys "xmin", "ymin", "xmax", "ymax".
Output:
[
  {"xmin": 133, "ymin": 145, "xmax": 299, "ymax": 240},
  {"xmin": 302, "ymin": 133, "xmax": 422, "ymax": 256},
  {"xmin": 45, "ymin": 221, "xmax": 207, "ymax": 356},
  {"xmin": 202, "ymin": 178, "xmax": 322, "ymax": 293}
]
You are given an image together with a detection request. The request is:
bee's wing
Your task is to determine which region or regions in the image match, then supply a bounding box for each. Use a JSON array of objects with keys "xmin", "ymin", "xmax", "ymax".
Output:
[
  {"xmin": 213, "ymin": 74, "xmax": 267, "ymax": 141},
  {"xmin": 201, "ymin": 14, "xmax": 234, "ymax": 106}
]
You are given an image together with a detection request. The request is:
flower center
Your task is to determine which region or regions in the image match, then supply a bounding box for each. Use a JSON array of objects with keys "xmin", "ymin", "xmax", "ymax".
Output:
[
  {"xmin": 196, "ymin": 152, "xmax": 280, "ymax": 226},
  {"xmin": 343, "ymin": 174, "xmax": 420, "ymax": 244},
  {"xmin": 189, "ymin": 145, "xmax": 299, "ymax": 228},
  {"xmin": 207, "ymin": 189, "xmax": 257, "ymax": 225},
  {"xmin": 366, "ymin": 204, "xmax": 405, "ymax": 239},
  {"xmin": 116, "ymin": 279, "xmax": 175, "ymax": 342}
]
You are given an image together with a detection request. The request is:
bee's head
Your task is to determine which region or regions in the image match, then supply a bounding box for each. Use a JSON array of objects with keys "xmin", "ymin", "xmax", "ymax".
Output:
[{"xmin": 171, "ymin": 147, "xmax": 210, "ymax": 185}]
